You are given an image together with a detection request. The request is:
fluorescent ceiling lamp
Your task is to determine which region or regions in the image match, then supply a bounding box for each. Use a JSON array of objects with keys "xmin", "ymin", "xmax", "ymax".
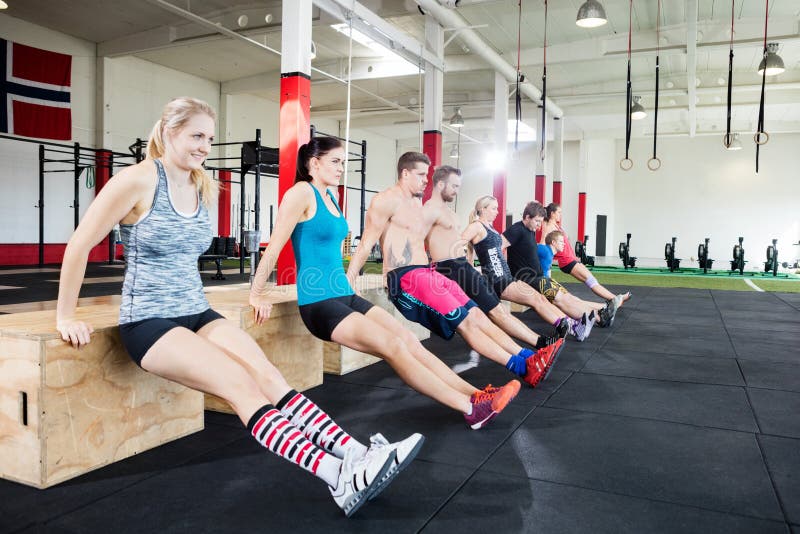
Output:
[
  {"xmin": 331, "ymin": 23, "xmax": 422, "ymax": 76},
  {"xmin": 507, "ymin": 119, "xmax": 536, "ymax": 143}
]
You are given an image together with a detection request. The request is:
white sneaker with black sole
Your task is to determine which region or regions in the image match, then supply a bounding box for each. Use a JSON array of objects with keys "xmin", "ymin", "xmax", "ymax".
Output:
[
  {"xmin": 364, "ymin": 433, "xmax": 425, "ymax": 500},
  {"xmin": 330, "ymin": 445, "xmax": 395, "ymax": 517}
]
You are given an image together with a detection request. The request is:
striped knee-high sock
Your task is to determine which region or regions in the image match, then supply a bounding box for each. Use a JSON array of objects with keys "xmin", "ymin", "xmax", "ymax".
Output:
[
  {"xmin": 247, "ymin": 404, "xmax": 342, "ymax": 488},
  {"xmin": 276, "ymin": 390, "xmax": 367, "ymax": 459}
]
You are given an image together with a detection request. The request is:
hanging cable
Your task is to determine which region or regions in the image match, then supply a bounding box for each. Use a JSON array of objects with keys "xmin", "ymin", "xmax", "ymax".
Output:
[
  {"xmin": 540, "ymin": 0, "xmax": 548, "ymax": 162},
  {"xmin": 342, "ymin": 14, "xmax": 354, "ymax": 213},
  {"xmin": 620, "ymin": 0, "xmax": 633, "ymax": 171},
  {"xmin": 418, "ymin": 45, "xmax": 424, "ymax": 150},
  {"xmin": 514, "ymin": 0, "xmax": 523, "ymax": 152},
  {"xmin": 647, "ymin": 0, "xmax": 661, "ymax": 171},
  {"xmin": 755, "ymin": 0, "xmax": 770, "ymax": 173},
  {"xmin": 723, "ymin": 0, "xmax": 735, "ymax": 148}
]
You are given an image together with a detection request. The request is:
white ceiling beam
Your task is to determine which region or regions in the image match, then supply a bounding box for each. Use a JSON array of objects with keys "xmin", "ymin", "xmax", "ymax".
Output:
[
  {"xmin": 313, "ymin": 0, "xmax": 444, "ymax": 72},
  {"xmin": 438, "ymin": 19, "xmax": 800, "ymax": 72},
  {"xmin": 415, "ymin": 0, "xmax": 563, "ymax": 118},
  {"xmin": 98, "ymin": 5, "xmax": 285, "ymax": 57},
  {"xmin": 686, "ymin": 0, "xmax": 698, "ymax": 137}
]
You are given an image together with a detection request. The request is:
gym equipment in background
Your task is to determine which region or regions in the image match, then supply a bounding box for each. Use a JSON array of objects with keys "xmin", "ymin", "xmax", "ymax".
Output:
[
  {"xmin": 697, "ymin": 238, "xmax": 713, "ymax": 273},
  {"xmin": 618, "ymin": 233, "xmax": 636, "ymax": 269},
  {"xmin": 575, "ymin": 235, "xmax": 595, "ymax": 267},
  {"xmin": 764, "ymin": 239, "xmax": 778, "ymax": 276},
  {"xmin": 730, "ymin": 237, "xmax": 746, "ymax": 275},
  {"xmin": 664, "ymin": 237, "xmax": 681, "ymax": 272}
]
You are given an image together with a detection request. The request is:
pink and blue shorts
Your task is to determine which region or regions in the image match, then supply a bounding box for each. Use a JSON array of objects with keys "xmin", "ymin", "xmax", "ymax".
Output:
[{"xmin": 386, "ymin": 265, "xmax": 476, "ymax": 340}]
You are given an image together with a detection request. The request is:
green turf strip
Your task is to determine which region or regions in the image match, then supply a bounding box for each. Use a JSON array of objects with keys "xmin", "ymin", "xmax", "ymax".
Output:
[{"xmin": 550, "ymin": 270, "xmax": 800, "ymax": 293}]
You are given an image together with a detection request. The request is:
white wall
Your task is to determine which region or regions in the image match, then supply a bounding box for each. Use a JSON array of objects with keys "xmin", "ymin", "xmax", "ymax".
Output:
[
  {"xmin": 615, "ymin": 133, "xmax": 800, "ymax": 264},
  {"xmin": 581, "ymin": 138, "xmax": 617, "ymax": 256}
]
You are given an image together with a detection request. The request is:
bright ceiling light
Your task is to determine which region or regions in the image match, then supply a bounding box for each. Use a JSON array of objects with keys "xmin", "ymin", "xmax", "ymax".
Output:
[
  {"xmin": 449, "ymin": 144, "xmax": 459, "ymax": 158},
  {"xmin": 0, "ymin": 1, "xmax": 8, "ymax": 9},
  {"xmin": 757, "ymin": 43, "xmax": 785, "ymax": 76},
  {"xmin": 576, "ymin": 0, "xmax": 608, "ymax": 28},
  {"xmin": 631, "ymin": 96, "xmax": 647, "ymax": 120},
  {"xmin": 507, "ymin": 119, "xmax": 536, "ymax": 142},
  {"xmin": 331, "ymin": 23, "xmax": 422, "ymax": 75}
]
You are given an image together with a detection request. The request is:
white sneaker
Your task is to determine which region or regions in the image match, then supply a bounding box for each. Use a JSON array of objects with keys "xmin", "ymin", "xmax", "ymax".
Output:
[
  {"xmin": 330, "ymin": 445, "xmax": 395, "ymax": 517},
  {"xmin": 364, "ymin": 433, "xmax": 425, "ymax": 500},
  {"xmin": 573, "ymin": 312, "xmax": 595, "ymax": 342}
]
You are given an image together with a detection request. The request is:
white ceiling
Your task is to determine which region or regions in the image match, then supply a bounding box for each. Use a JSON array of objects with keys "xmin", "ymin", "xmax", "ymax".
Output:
[{"xmin": 5, "ymin": 0, "xmax": 799, "ymax": 146}]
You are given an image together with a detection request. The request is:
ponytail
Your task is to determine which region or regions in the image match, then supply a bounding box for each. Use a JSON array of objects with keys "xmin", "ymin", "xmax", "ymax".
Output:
[{"xmin": 295, "ymin": 136, "xmax": 343, "ymax": 183}]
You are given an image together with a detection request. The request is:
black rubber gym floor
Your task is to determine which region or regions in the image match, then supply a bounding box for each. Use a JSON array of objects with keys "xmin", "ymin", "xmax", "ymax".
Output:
[{"xmin": 1, "ymin": 276, "xmax": 799, "ymax": 533}]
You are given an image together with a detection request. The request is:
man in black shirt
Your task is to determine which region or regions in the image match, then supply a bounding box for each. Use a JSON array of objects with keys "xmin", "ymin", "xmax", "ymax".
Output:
[{"xmin": 504, "ymin": 202, "xmax": 615, "ymax": 327}]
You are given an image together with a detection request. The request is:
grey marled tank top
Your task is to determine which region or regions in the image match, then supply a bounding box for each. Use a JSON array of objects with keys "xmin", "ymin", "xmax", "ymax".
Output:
[{"xmin": 119, "ymin": 159, "xmax": 213, "ymax": 323}]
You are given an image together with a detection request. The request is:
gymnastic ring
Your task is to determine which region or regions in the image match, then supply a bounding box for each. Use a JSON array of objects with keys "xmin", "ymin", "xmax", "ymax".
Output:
[
  {"xmin": 722, "ymin": 133, "xmax": 733, "ymax": 149},
  {"xmin": 754, "ymin": 131, "xmax": 769, "ymax": 145},
  {"xmin": 619, "ymin": 158, "xmax": 633, "ymax": 171},
  {"xmin": 647, "ymin": 157, "xmax": 661, "ymax": 171}
]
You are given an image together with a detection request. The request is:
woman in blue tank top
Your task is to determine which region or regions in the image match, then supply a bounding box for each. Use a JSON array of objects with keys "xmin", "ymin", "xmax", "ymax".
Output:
[
  {"xmin": 54, "ymin": 98, "xmax": 409, "ymax": 517},
  {"xmin": 250, "ymin": 137, "xmax": 521, "ymax": 431}
]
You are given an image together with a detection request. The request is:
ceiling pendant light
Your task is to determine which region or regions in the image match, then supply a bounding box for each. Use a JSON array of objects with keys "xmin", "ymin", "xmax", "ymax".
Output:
[
  {"xmin": 576, "ymin": 0, "xmax": 608, "ymax": 28},
  {"xmin": 449, "ymin": 144, "xmax": 459, "ymax": 158},
  {"xmin": 631, "ymin": 96, "xmax": 647, "ymax": 120},
  {"xmin": 757, "ymin": 43, "xmax": 785, "ymax": 76},
  {"xmin": 449, "ymin": 107, "xmax": 464, "ymax": 128}
]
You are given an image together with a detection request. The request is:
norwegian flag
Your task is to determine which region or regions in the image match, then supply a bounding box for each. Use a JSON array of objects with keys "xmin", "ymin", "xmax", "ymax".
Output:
[{"xmin": 0, "ymin": 38, "xmax": 71, "ymax": 140}]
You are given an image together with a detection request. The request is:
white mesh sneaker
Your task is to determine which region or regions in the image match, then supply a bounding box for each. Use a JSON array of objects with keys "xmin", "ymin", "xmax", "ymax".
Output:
[
  {"xmin": 330, "ymin": 445, "xmax": 395, "ymax": 517},
  {"xmin": 573, "ymin": 312, "xmax": 595, "ymax": 342},
  {"xmin": 363, "ymin": 433, "xmax": 425, "ymax": 500}
]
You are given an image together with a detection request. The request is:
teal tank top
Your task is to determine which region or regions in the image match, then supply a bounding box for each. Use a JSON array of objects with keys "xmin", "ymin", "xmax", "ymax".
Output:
[{"xmin": 291, "ymin": 183, "xmax": 353, "ymax": 305}]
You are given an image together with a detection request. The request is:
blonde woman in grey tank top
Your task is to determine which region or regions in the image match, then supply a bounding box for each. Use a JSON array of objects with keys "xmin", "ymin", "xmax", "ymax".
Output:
[{"xmin": 54, "ymin": 97, "xmax": 414, "ymax": 517}]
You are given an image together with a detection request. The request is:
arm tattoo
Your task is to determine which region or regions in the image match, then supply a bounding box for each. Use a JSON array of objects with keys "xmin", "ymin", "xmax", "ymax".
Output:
[{"xmin": 388, "ymin": 240, "xmax": 414, "ymax": 268}]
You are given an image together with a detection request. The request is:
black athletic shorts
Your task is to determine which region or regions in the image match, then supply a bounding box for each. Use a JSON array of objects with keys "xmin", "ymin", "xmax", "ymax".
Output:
[
  {"xmin": 119, "ymin": 308, "xmax": 225, "ymax": 367},
  {"xmin": 514, "ymin": 269, "xmax": 568, "ymax": 303},
  {"xmin": 489, "ymin": 275, "xmax": 515, "ymax": 299},
  {"xmin": 560, "ymin": 260, "xmax": 579, "ymax": 274},
  {"xmin": 434, "ymin": 257, "xmax": 501, "ymax": 314},
  {"xmin": 298, "ymin": 294, "xmax": 374, "ymax": 341}
]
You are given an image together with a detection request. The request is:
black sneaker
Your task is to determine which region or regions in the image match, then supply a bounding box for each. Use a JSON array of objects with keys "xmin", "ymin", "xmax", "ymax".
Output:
[
  {"xmin": 535, "ymin": 334, "xmax": 559, "ymax": 349},
  {"xmin": 596, "ymin": 302, "xmax": 616, "ymax": 328},
  {"xmin": 555, "ymin": 318, "xmax": 570, "ymax": 339}
]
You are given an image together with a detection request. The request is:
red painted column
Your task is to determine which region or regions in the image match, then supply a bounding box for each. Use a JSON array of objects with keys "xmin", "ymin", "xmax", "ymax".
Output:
[
  {"xmin": 337, "ymin": 184, "xmax": 346, "ymax": 215},
  {"xmin": 217, "ymin": 170, "xmax": 231, "ymax": 237},
  {"xmin": 535, "ymin": 174, "xmax": 546, "ymax": 205},
  {"xmin": 552, "ymin": 181, "xmax": 562, "ymax": 205},
  {"xmin": 95, "ymin": 150, "xmax": 112, "ymax": 193},
  {"xmin": 94, "ymin": 150, "xmax": 114, "ymax": 261},
  {"xmin": 276, "ymin": 73, "xmax": 311, "ymax": 285},
  {"xmin": 535, "ymin": 174, "xmax": 546, "ymax": 241},
  {"xmin": 577, "ymin": 192, "xmax": 587, "ymax": 243},
  {"xmin": 422, "ymin": 130, "xmax": 442, "ymax": 202},
  {"xmin": 492, "ymin": 171, "xmax": 507, "ymax": 233}
]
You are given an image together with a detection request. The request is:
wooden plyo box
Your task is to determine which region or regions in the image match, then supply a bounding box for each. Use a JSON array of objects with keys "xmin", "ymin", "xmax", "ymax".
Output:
[
  {"xmin": 323, "ymin": 275, "xmax": 430, "ymax": 376},
  {"xmin": 0, "ymin": 304, "xmax": 204, "ymax": 489},
  {"xmin": 203, "ymin": 287, "xmax": 324, "ymax": 413}
]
